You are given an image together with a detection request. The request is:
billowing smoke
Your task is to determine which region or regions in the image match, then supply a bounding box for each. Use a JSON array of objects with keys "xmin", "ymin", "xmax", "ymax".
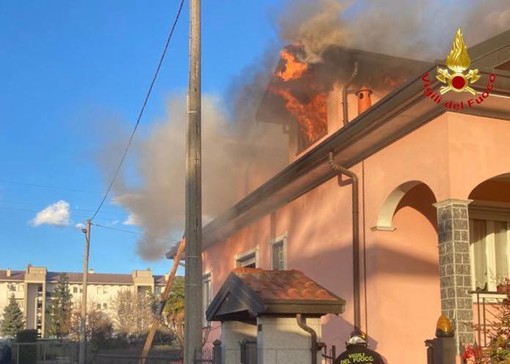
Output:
[
  {"xmin": 111, "ymin": 93, "xmax": 287, "ymax": 260},
  {"xmin": 279, "ymin": 0, "xmax": 510, "ymax": 62}
]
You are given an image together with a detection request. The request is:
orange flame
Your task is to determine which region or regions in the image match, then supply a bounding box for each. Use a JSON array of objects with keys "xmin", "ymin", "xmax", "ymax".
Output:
[
  {"xmin": 271, "ymin": 47, "xmax": 327, "ymax": 146},
  {"xmin": 277, "ymin": 49, "xmax": 308, "ymax": 82}
]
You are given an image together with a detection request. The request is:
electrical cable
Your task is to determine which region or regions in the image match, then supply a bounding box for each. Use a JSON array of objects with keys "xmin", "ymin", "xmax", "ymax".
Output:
[
  {"xmin": 92, "ymin": 223, "xmax": 143, "ymax": 235},
  {"xmin": 92, "ymin": 222, "xmax": 180, "ymax": 245},
  {"xmin": 89, "ymin": 0, "xmax": 186, "ymax": 221},
  {"xmin": 0, "ymin": 179, "xmax": 95, "ymax": 194}
]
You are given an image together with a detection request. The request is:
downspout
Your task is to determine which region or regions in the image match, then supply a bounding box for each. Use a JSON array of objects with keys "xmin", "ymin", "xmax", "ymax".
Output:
[
  {"xmin": 328, "ymin": 152, "xmax": 361, "ymax": 332},
  {"xmin": 342, "ymin": 62, "xmax": 359, "ymax": 126},
  {"xmin": 296, "ymin": 314, "xmax": 318, "ymax": 364}
]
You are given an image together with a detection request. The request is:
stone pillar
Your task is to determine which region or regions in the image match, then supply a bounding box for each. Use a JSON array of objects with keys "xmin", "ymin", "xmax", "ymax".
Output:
[{"xmin": 434, "ymin": 199, "xmax": 473, "ymax": 351}]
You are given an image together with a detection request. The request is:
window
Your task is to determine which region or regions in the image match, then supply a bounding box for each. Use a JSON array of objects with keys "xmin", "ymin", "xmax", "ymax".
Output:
[
  {"xmin": 271, "ymin": 236, "xmax": 287, "ymax": 270},
  {"xmin": 470, "ymin": 218, "xmax": 510, "ymax": 291},
  {"xmin": 103, "ymin": 303, "xmax": 108, "ymax": 310},
  {"xmin": 203, "ymin": 273, "xmax": 212, "ymax": 327},
  {"xmin": 73, "ymin": 286, "xmax": 78, "ymax": 294},
  {"xmin": 236, "ymin": 249, "xmax": 257, "ymax": 268}
]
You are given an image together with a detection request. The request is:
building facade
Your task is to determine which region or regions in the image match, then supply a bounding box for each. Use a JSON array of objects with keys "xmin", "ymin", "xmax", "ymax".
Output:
[
  {"xmin": 169, "ymin": 30, "xmax": 510, "ymax": 363},
  {"xmin": 0, "ymin": 265, "xmax": 167, "ymax": 338}
]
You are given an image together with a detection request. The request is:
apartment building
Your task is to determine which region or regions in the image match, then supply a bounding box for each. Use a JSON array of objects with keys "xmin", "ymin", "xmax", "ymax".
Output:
[{"xmin": 0, "ymin": 265, "xmax": 167, "ymax": 337}]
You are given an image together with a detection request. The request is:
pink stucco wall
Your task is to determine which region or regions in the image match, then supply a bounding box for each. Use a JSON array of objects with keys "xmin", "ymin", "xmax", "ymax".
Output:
[{"xmin": 203, "ymin": 111, "xmax": 510, "ymax": 363}]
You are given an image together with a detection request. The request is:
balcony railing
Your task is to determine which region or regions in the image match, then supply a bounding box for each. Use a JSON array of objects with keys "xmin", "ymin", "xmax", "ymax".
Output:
[{"xmin": 470, "ymin": 290, "xmax": 509, "ymax": 347}]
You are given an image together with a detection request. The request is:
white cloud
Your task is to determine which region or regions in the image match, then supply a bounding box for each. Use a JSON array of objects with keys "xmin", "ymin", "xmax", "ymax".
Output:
[
  {"xmin": 123, "ymin": 213, "xmax": 140, "ymax": 226},
  {"xmin": 75, "ymin": 222, "xmax": 86, "ymax": 230},
  {"xmin": 30, "ymin": 200, "xmax": 70, "ymax": 227}
]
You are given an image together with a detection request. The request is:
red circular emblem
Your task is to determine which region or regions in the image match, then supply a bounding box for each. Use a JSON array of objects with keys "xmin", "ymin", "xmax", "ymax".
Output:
[{"xmin": 451, "ymin": 75, "xmax": 466, "ymax": 90}]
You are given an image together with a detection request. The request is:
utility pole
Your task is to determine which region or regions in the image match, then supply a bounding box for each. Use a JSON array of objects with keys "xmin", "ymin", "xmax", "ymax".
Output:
[
  {"xmin": 185, "ymin": 0, "xmax": 202, "ymax": 362},
  {"xmin": 79, "ymin": 219, "xmax": 91, "ymax": 364}
]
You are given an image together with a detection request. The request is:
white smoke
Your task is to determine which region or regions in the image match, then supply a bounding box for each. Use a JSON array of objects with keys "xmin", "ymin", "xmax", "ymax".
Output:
[{"xmin": 111, "ymin": 94, "xmax": 286, "ymax": 260}]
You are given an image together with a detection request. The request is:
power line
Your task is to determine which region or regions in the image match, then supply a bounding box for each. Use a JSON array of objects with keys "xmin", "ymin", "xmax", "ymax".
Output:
[
  {"xmin": 92, "ymin": 223, "xmax": 181, "ymax": 245},
  {"xmin": 0, "ymin": 205, "xmax": 89, "ymax": 220},
  {"xmin": 0, "ymin": 198, "xmax": 126, "ymax": 220},
  {"xmin": 92, "ymin": 223, "xmax": 142, "ymax": 236},
  {"xmin": 90, "ymin": 0, "xmax": 186, "ymax": 222},
  {"xmin": 0, "ymin": 179, "xmax": 95, "ymax": 194}
]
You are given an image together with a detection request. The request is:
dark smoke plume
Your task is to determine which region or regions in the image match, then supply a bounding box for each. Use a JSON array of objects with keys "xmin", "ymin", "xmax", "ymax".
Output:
[{"xmin": 279, "ymin": 0, "xmax": 510, "ymax": 62}]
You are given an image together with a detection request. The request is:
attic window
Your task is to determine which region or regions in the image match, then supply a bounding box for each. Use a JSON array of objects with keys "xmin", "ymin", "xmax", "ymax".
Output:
[{"xmin": 236, "ymin": 250, "xmax": 257, "ymax": 268}]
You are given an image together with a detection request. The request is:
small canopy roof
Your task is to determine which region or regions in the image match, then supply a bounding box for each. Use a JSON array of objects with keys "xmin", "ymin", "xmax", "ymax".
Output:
[{"xmin": 206, "ymin": 268, "xmax": 345, "ymax": 323}]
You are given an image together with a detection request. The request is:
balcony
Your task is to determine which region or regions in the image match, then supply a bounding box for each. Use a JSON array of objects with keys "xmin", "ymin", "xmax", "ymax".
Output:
[{"xmin": 471, "ymin": 290, "xmax": 509, "ymax": 347}]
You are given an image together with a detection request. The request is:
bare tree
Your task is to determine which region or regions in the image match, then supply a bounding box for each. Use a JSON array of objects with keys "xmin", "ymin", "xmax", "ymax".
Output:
[
  {"xmin": 111, "ymin": 289, "xmax": 155, "ymax": 339},
  {"xmin": 69, "ymin": 301, "xmax": 113, "ymax": 343}
]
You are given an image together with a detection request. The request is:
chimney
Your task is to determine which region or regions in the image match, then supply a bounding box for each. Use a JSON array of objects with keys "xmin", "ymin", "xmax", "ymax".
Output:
[
  {"xmin": 6, "ymin": 268, "xmax": 11, "ymax": 277},
  {"xmin": 88, "ymin": 269, "xmax": 95, "ymax": 274},
  {"xmin": 356, "ymin": 87, "xmax": 373, "ymax": 115}
]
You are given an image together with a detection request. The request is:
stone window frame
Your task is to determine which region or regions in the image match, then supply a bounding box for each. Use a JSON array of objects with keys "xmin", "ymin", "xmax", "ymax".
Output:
[
  {"xmin": 235, "ymin": 248, "xmax": 258, "ymax": 268},
  {"xmin": 469, "ymin": 201, "xmax": 510, "ymax": 293},
  {"xmin": 270, "ymin": 233, "xmax": 288, "ymax": 270},
  {"xmin": 203, "ymin": 272, "xmax": 212, "ymax": 327}
]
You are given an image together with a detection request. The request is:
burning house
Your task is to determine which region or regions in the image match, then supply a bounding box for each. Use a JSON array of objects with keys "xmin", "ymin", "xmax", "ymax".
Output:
[{"xmin": 169, "ymin": 29, "xmax": 510, "ymax": 363}]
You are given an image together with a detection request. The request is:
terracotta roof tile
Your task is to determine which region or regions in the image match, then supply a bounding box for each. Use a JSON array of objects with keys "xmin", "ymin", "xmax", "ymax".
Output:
[
  {"xmin": 207, "ymin": 268, "xmax": 345, "ymax": 321},
  {"xmin": 232, "ymin": 268, "xmax": 339, "ymax": 302}
]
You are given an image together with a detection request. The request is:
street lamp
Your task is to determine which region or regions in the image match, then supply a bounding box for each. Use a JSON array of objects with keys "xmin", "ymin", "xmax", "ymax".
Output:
[{"xmin": 79, "ymin": 219, "xmax": 91, "ymax": 364}]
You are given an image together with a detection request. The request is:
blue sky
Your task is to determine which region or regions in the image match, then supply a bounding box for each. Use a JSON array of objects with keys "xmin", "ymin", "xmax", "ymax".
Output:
[{"xmin": 0, "ymin": 0, "xmax": 285, "ymax": 275}]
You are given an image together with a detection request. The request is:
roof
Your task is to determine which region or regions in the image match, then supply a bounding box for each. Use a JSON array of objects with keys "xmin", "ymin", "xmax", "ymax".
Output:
[
  {"xmin": 206, "ymin": 268, "xmax": 345, "ymax": 322},
  {"xmin": 0, "ymin": 269, "xmax": 167, "ymax": 286},
  {"xmin": 470, "ymin": 29, "xmax": 510, "ymax": 69},
  {"xmin": 0, "ymin": 270, "xmax": 25, "ymax": 281},
  {"xmin": 256, "ymin": 45, "xmax": 431, "ymax": 125},
  {"xmin": 48, "ymin": 272, "xmax": 135, "ymax": 285}
]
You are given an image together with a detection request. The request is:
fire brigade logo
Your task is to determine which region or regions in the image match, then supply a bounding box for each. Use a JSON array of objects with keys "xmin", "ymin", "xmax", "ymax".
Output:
[{"xmin": 436, "ymin": 28, "xmax": 480, "ymax": 95}]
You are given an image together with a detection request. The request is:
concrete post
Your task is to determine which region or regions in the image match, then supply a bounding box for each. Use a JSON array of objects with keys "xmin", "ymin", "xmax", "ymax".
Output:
[{"xmin": 185, "ymin": 0, "xmax": 203, "ymax": 363}]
